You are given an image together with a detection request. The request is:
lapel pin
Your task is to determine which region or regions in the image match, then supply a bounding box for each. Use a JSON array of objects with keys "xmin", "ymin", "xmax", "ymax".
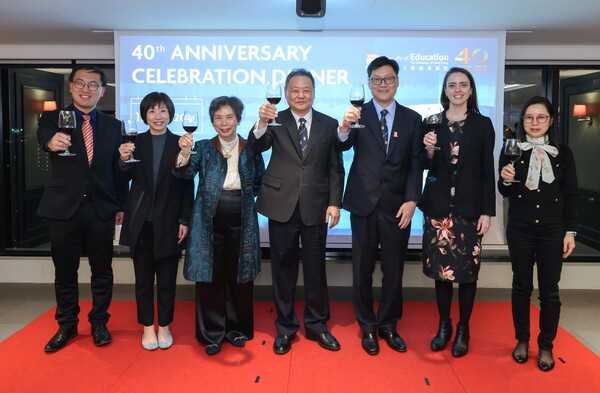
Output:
[{"xmin": 393, "ymin": 131, "xmax": 398, "ymax": 138}]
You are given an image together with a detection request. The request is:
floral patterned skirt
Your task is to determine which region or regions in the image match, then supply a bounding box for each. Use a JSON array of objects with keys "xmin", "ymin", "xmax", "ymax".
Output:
[{"xmin": 422, "ymin": 213, "xmax": 482, "ymax": 283}]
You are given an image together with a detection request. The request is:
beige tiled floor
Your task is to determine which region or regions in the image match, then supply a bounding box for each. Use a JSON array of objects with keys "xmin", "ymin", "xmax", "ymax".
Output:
[{"xmin": 1, "ymin": 284, "xmax": 598, "ymax": 356}]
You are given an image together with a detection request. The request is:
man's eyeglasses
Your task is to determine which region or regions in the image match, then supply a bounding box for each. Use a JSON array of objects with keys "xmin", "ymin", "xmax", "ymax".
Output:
[
  {"xmin": 369, "ymin": 76, "xmax": 397, "ymax": 85},
  {"xmin": 72, "ymin": 79, "xmax": 101, "ymax": 91},
  {"xmin": 523, "ymin": 115, "xmax": 550, "ymax": 124}
]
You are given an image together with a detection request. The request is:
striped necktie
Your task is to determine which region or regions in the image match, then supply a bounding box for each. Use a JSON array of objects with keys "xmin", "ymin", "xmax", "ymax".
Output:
[
  {"xmin": 380, "ymin": 109, "xmax": 389, "ymax": 152},
  {"xmin": 298, "ymin": 118, "xmax": 308, "ymax": 157},
  {"xmin": 82, "ymin": 114, "xmax": 94, "ymax": 166}
]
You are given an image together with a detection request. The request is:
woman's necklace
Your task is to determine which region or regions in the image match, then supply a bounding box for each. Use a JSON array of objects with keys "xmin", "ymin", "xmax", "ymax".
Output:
[{"xmin": 220, "ymin": 137, "xmax": 238, "ymax": 159}]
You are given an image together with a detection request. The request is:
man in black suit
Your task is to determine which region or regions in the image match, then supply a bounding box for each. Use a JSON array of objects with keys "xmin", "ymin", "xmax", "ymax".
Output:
[
  {"xmin": 248, "ymin": 69, "xmax": 344, "ymax": 355},
  {"xmin": 37, "ymin": 65, "xmax": 128, "ymax": 352},
  {"xmin": 339, "ymin": 56, "xmax": 424, "ymax": 355}
]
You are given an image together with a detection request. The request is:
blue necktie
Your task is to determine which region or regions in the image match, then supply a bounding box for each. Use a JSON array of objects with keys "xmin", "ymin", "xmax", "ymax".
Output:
[
  {"xmin": 298, "ymin": 118, "xmax": 308, "ymax": 157},
  {"xmin": 380, "ymin": 109, "xmax": 389, "ymax": 151}
]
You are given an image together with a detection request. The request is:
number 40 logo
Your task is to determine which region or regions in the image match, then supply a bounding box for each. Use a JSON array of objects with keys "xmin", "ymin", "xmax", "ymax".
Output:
[{"xmin": 455, "ymin": 48, "xmax": 489, "ymax": 65}]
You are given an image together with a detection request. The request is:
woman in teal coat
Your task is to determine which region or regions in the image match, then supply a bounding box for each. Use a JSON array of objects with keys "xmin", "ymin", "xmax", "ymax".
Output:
[{"xmin": 174, "ymin": 96, "xmax": 264, "ymax": 355}]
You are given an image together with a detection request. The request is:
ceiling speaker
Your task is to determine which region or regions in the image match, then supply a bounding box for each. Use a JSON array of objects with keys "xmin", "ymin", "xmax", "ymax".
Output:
[{"xmin": 296, "ymin": 0, "xmax": 326, "ymax": 18}]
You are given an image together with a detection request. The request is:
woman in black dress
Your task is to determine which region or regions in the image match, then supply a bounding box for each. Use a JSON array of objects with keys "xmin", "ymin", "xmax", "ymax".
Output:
[
  {"xmin": 499, "ymin": 96, "xmax": 578, "ymax": 371},
  {"xmin": 419, "ymin": 67, "xmax": 496, "ymax": 357}
]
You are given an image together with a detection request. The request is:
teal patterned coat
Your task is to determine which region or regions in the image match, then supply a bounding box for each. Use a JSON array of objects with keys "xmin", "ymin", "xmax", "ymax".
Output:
[{"xmin": 174, "ymin": 135, "xmax": 265, "ymax": 283}]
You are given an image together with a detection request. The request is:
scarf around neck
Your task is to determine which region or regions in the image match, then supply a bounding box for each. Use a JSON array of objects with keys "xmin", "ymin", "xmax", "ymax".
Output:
[{"xmin": 519, "ymin": 134, "xmax": 558, "ymax": 190}]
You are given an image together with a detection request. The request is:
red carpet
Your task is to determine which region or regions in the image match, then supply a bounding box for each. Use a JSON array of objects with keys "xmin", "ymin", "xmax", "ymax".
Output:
[{"xmin": 1, "ymin": 300, "xmax": 599, "ymax": 393}]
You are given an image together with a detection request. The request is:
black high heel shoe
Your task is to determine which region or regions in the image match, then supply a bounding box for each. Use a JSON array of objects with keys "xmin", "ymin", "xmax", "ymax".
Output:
[
  {"xmin": 512, "ymin": 341, "xmax": 529, "ymax": 364},
  {"xmin": 452, "ymin": 324, "xmax": 470, "ymax": 358},
  {"xmin": 431, "ymin": 319, "xmax": 453, "ymax": 351},
  {"xmin": 538, "ymin": 350, "xmax": 555, "ymax": 372}
]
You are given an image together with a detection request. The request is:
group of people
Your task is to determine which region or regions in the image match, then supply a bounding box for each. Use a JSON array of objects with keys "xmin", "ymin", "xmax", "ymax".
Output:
[{"xmin": 37, "ymin": 60, "xmax": 578, "ymax": 373}]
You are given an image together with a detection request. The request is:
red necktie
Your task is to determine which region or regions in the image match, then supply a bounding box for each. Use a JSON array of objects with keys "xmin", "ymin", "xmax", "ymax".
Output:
[{"xmin": 82, "ymin": 114, "xmax": 94, "ymax": 166}]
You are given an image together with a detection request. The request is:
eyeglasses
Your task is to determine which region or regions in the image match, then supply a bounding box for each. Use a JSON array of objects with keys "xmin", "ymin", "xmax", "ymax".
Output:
[
  {"xmin": 523, "ymin": 114, "xmax": 550, "ymax": 124},
  {"xmin": 369, "ymin": 76, "xmax": 397, "ymax": 85},
  {"xmin": 72, "ymin": 79, "xmax": 101, "ymax": 91}
]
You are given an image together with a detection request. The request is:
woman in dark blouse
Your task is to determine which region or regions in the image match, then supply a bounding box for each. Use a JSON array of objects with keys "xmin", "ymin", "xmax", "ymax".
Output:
[{"xmin": 499, "ymin": 95, "xmax": 578, "ymax": 372}]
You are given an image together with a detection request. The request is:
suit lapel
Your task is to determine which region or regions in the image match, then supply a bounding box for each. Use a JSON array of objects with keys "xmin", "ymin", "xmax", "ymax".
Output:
[
  {"xmin": 156, "ymin": 131, "xmax": 177, "ymax": 186},
  {"xmin": 137, "ymin": 132, "xmax": 154, "ymax": 189},
  {"xmin": 364, "ymin": 101, "xmax": 387, "ymax": 154},
  {"xmin": 387, "ymin": 103, "xmax": 404, "ymax": 156},
  {"xmin": 454, "ymin": 115, "xmax": 472, "ymax": 173},
  {"xmin": 303, "ymin": 110, "xmax": 322, "ymax": 160},
  {"xmin": 282, "ymin": 109, "xmax": 303, "ymax": 159}
]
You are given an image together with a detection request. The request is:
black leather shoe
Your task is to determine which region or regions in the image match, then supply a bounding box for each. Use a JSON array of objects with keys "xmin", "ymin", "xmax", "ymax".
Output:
[
  {"xmin": 44, "ymin": 325, "xmax": 78, "ymax": 352},
  {"xmin": 538, "ymin": 350, "xmax": 555, "ymax": 372},
  {"xmin": 273, "ymin": 333, "xmax": 295, "ymax": 355},
  {"xmin": 306, "ymin": 331, "xmax": 341, "ymax": 351},
  {"xmin": 361, "ymin": 332, "xmax": 379, "ymax": 355},
  {"xmin": 452, "ymin": 324, "xmax": 469, "ymax": 358},
  {"xmin": 512, "ymin": 341, "xmax": 529, "ymax": 364},
  {"xmin": 229, "ymin": 335, "xmax": 248, "ymax": 348},
  {"xmin": 205, "ymin": 343, "xmax": 222, "ymax": 356},
  {"xmin": 91, "ymin": 323, "xmax": 112, "ymax": 346},
  {"xmin": 378, "ymin": 330, "xmax": 407, "ymax": 352},
  {"xmin": 431, "ymin": 319, "xmax": 453, "ymax": 351}
]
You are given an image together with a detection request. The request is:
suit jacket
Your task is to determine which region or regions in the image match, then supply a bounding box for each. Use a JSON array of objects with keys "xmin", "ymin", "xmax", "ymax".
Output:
[
  {"xmin": 498, "ymin": 144, "xmax": 578, "ymax": 231},
  {"xmin": 340, "ymin": 100, "xmax": 424, "ymax": 220},
  {"xmin": 418, "ymin": 112, "xmax": 496, "ymax": 219},
  {"xmin": 248, "ymin": 108, "xmax": 344, "ymax": 226},
  {"xmin": 37, "ymin": 106, "xmax": 128, "ymax": 221},
  {"xmin": 119, "ymin": 130, "xmax": 194, "ymax": 260}
]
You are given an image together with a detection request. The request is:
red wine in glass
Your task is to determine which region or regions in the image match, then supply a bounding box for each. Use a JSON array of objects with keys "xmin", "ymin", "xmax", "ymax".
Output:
[
  {"xmin": 183, "ymin": 111, "xmax": 198, "ymax": 154},
  {"xmin": 504, "ymin": 138, "xmax": 522, "ymax": 182},
  {"xmin": 58, "ymin": 110, "xmax": 76, "ymax": 157},
  {"xmin": 122, "ymin": 120, "xmax": 140, "ymax": 163},
  {"xmin": 266, "ymin": 83, "xmax": 282, "ymax": 126},
  {"xmin": 349, "ymin": 84, "xmax": 365, "ymax": 129}
]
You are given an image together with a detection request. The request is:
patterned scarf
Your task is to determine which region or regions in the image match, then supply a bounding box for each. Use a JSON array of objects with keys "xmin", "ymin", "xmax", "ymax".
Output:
[{"xmin": 519, "ymin": 134, "xmax": 558, "ymax": 190}]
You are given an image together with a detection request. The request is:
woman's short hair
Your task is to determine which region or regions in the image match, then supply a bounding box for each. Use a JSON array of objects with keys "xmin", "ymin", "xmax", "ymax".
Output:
[{"xmin": 139, "ymin": 92, "xmax": 175, "ymax": 124}]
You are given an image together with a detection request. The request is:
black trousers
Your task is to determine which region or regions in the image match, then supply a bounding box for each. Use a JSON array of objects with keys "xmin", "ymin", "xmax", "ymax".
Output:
[
  {"xmin": 507, "ymin": 222, "xmax": 564, "ymax": 351},
  {"xmin": 269, "ymin": 203, "xmax": 330, "ymax": 336},
  {"xmin": 48, "ymin": 201, "xmax": 114, "ymax": 327},
  {"xmin": 350, "ymin": 204, "xmax": 409, "ymax": 334},
  {"xmin": 132, "ymin": 222, "xmax": 179, "ymax": 327},
  {"xmin": 195, "ymin": 190, "xmax": 254, "ymax": 345}
]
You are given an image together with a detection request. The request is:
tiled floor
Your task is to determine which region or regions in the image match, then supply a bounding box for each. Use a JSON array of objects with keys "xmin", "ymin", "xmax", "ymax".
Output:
[{"xmin": 1, "ymin": 284, "xmax": 598, "ymax": 356}]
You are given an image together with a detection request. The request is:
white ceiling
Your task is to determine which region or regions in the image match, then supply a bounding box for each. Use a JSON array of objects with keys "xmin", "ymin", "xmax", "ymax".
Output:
[{"xmin": 1, "ymin": 0, "xmax": 600, "ymax": 47}]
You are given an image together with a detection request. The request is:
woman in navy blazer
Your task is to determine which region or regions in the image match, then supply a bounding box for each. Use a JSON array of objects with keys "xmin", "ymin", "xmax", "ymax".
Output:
[
  {"xmin": 119, "ymin": 92, "xmax": 194, "ymax": 351},
  {"xmin": 499, "ymin": 96, "xmax": 578, "ymax": 371},
  {"xmin": 419, "ymin": 67, "xmax": 496, "ymax": 357}
]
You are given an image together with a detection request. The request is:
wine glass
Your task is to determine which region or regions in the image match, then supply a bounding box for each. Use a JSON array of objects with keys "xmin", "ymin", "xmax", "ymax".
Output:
[
  {"xmin": 122, "ymin": 120, "xmax": 140, "ymax": 163},
  {"xmin": 425, "ymin": 107, "xmax": 442, "ymax": 151},
  {"xmin": 266, "ymin": 82, "xmax": 282, "ymax": 126},
  {"xmin": 182, "ymin": 111, "xmax": 198, "ymax": 155},
  {"xmin": 58, "ymin": 110, "xmax": 76, "ymax": 157},
  {"xmin": 504, "ymin": 138, "xmax": 522, "ymax": 183},
  {"xmin": 349, "ymin": 84, "xmax": 365, "ymax": 129}
]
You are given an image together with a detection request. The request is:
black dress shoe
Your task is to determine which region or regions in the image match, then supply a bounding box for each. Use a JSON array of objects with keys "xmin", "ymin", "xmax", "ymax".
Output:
[
  {"xmin": 512, "ymin": 341, "xmax": 529, "ymax": 364},
  {"xmin": 452, "ymin": 324, "xmax": 469, "ymax": 358},
  {"xmin": 44, "ymin": 325, "xmax": 78, "ymax": 352},
  {"xmin": 538, "ymin": 350, "xmax": 555, "ymax": 372},
  {"xmin": 306, "ymin": 331, "xmax": 341, "ymax": 351},
  {"xmin": 273, "ymin": 333, "xmax": 295, "ymax": 355},
  {"xmin": 431, "ymin": 319, "xmax": 453, "ymax": 351},
  {"xmin": 205, "ymin": 343, "xmax": 222, "ymax": 356},
  {"xmin": 229, "ymin": 335, "xmax": 248, "ymax": 348},
  {"xmin": 378, "ymin": 330, "xmax": 407, "ymax": 353},
  {"xmin": 361, "ymin": 332, "xmax": 379, "ymax": 355},
  {"xmin": 91, "ymin": 323, "xmax": 112, "ymax": 346}
]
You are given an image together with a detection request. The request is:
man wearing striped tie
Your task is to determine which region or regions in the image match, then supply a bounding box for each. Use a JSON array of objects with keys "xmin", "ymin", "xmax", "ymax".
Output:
[
  {"xmin": 338, "ymin": 56, "xmax": 424, "ymax": 355},
  {"xmin": 249, "ymin": 69, "xmax": 345, "ymax": 355},
  {"xmin": 37, "ymin": 65, "xmax": 128, "ymax": 352}
]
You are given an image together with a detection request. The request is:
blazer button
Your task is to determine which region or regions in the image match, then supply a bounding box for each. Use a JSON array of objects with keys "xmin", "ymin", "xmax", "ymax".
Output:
[
  {"xmin": 537, "ymin": 189, "xmax": 541, "ymax": 192},
  {"xmin": 555, "ymin": 198, "xmax": 559, "ymax": 202},
  {"xmin": 518, "ymin": 194, "xmax": 522, "ymax": 198},
  {"xmin": 536, "ymin": 204, "xmax": 540, "ymax": 208},
  {"xmin": 535, "ymin": 219, "xmax": 540, "ymax": 224}
]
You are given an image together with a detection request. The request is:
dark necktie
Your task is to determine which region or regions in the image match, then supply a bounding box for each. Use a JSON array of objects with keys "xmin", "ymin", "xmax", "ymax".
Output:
[
  {"xmin": 380, "ymin": 109, "xmax": 389, "ymax": 152},
  {"xmin": 298, "ymin": 118, "xmax": 308, "ymax": 157},
  {"xmin": 82, "ymin": 114, "xmax": 94, "ymax": 166}
]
